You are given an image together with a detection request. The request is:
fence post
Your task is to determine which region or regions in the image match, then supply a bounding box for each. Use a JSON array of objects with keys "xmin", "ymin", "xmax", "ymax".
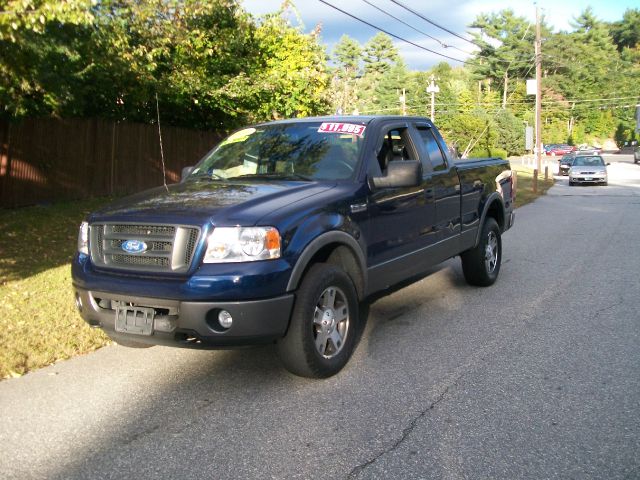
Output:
[
  {"xmin": 533, "ymin": 169, "xmax": 538, "ymax": 193},
  {"xmin": 544, "ymin": 165, "xmax": 548, "ymax": 180},
  {"xmin": 0, "ymin": 122, "xmax": 11, "ymax": 207}
]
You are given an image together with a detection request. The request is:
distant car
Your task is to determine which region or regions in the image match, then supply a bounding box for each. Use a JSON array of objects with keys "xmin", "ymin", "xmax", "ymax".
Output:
[
  {"xmin": 558, "ymin": 153, "xmax": 575, "ymax": 176},
  {"xmin": 545, "ymin": 144, "xmax": 575, "ymax": 156},
  {"xmin": 577, "ymin": 145, "xmax": 602, "ymax": 154},
  {"xmin": 634, "ymin": 145, "xmax": 639, "ymax": 164},
  {"xmin": 569, "ymin": 155, "xmax": 608, "ymax": 186}
]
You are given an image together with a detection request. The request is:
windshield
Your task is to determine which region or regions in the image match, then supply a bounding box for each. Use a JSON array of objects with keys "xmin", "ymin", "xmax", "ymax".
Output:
[
  {"xmin": 188, "ymin": 121, "xmax": 367, "ymax": 182},
  {"xmin": 572, "ymin": 156, "xmax": 604, "ymax": 167}
]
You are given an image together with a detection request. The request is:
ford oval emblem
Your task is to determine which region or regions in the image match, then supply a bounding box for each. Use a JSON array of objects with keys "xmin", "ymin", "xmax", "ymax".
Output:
[{"xmin": 121, "ymin": 239, "xmax": 148, "ymax": 254}]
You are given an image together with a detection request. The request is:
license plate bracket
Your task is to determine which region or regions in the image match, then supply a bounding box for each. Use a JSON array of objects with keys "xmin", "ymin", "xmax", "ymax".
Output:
[{"xmin": 115, "ymin": 305, "xmax": 155, "ymax": 336}]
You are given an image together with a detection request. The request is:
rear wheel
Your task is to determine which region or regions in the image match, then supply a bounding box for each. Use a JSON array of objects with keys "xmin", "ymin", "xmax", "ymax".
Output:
[
  {"xmin": 277, "ymin": 263, "xmax": 358, "ymax": 378},
  {"xmin": 460, "ymin": 218, "xmax": 502, "ymax": 287}
]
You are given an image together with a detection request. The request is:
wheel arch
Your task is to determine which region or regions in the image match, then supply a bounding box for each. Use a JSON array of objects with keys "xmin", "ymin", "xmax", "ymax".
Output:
[
  {"xmin": 286, "ymin": 231, "xmax": 366, "ymax": 300},
  {"xmin": 475, "ymin": 194, "xmax": 506, "ymax": 246}
]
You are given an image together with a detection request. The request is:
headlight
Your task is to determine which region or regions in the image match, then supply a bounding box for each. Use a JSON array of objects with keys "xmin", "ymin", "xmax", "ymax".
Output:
[
  {"xmin": 203, "ymin": 226, "xmax": 281, "ymax": 263},
  {"xmin": 78, "ymin": 222, "xmax": 89, "ymax": 255}
]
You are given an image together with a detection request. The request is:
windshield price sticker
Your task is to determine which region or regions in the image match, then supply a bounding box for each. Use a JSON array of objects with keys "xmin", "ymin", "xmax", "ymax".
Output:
[{"xmin": 318, "ymin": 122, "xmax": 365, "ymax": 137}]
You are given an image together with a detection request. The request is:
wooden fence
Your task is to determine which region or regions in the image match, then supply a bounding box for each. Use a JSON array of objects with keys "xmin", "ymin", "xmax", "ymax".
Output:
[{"xmin": 0, "ymin": 117, "xmax": 223, "ymax": 208}]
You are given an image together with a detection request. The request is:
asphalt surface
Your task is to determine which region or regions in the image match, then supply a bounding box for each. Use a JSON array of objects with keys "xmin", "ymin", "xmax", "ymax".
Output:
[{"xmin": 1, "ymin": 156, "xmax": 639, "ymax": 479}]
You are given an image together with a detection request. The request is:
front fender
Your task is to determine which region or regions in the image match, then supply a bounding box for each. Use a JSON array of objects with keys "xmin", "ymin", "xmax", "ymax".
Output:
[{"xmin": 286, "ymin": 230, "xmax": 366, "ymax": 294}]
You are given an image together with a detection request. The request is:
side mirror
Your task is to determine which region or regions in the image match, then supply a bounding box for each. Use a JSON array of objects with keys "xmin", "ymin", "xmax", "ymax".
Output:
[
  {"xmin": 181, "ymin": 166, "xmax": 195, "ymax": 181},
  {"xmin": 371, "ymin": 160, "xmax": 422, "ymax": 189},
  {"xmin": 606, "ymin": 162, "xmax": 611, "ymax": 166}
]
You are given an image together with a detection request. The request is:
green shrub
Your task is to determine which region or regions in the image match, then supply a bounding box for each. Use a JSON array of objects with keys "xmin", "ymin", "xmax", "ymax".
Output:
[{"xmin": 469, "ymin": 147, "xmax": 508, "ymax": 159}]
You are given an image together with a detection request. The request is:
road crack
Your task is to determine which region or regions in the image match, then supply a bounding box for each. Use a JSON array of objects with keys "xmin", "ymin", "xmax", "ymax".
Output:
[{"xmin": 346, "ymin": 384, "xmax": 453, "ymax": 479}]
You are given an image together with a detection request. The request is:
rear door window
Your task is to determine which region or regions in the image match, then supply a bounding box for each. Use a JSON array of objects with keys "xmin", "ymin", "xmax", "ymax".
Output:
[{"xmin": 416, "ymin": 126, "xmax": 447, "ymax": 172}]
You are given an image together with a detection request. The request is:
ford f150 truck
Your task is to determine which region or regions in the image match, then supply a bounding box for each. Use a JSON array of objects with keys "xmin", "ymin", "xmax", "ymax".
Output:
[{"xmin": 72, "ymin": 116, "xmax": 515, "ymax": 378}]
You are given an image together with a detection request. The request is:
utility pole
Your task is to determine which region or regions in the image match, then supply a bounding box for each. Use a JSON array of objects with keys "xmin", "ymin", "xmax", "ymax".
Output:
[
  {"xmin": 399, "ymin": 88, "xmax": 407, "ymax": 116},
  {"xmin": 535, "ymin": 5, "xmax": 542, "ymax": 175},
  {"xmin": 427, "ymin": 75, "xmax": 439, "ymax": 121}
]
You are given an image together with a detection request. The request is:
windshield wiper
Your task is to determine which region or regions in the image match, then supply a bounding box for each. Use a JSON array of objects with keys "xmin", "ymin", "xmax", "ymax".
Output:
[
  {"xmin": 189, "ymin": 172, "xmax": 225, "ymax": 181},
  {"xmin": 231, "ymin": 173, "xmax": 312, "ymax": 181}
]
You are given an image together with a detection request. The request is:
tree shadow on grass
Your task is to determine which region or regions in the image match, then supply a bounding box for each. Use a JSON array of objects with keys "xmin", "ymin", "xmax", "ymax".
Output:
[{"xmin": 0, "ymin": 197, "xmax": 115, "ymax": 283}]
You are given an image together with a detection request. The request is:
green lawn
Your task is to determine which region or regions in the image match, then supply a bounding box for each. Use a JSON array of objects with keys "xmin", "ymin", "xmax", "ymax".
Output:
[
  {"xmin": 511, "ymin": 164, "xmax": 555, "ymax": 207},
  {"xmin": 0, "ymin": 198, "xmax": 113, "ymax": 379}
]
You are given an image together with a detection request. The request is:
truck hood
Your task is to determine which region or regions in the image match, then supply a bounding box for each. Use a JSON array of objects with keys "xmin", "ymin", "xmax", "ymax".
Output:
[{"xmin": 90, "ymin": 179, "xmax": 335, "ymax": 225}]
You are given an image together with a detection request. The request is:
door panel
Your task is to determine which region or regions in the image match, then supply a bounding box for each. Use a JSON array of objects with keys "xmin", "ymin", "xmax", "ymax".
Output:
[{"xmin": 365, "ymin": 125, "xmax": 436, "ymax": 269}]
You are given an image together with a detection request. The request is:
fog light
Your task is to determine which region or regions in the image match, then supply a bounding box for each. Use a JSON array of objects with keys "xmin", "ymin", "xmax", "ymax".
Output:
[{"xmin": 218, "ymin": 310, "xmax": 233, "ymax": 329}]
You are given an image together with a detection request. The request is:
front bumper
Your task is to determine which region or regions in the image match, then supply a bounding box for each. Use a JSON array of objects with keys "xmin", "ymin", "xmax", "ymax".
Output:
[
  {"xmin": 570, "ymin": 175, "xmax": 607, "ymax": 184},
  {"xmin": 74, "ymin": 287, "xmax": 294, "ymax": 348}
]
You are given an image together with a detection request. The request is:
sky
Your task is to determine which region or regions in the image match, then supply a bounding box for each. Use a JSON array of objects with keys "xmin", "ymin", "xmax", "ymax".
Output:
[{"xmin": 240, "ymin": 0, "xmax": 637, "ymax": 71}]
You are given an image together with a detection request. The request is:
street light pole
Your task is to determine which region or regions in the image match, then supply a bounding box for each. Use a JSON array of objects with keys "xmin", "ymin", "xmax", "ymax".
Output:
[{"xmin": 426, "ymin": 75, "xmax": 439, "ymax": 121}]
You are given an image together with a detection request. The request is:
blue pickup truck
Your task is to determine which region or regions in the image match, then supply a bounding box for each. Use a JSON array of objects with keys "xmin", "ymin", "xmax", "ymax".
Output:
[{"xmin": 72, "ymin": 116, "xmax": 515, "ymax": 378}]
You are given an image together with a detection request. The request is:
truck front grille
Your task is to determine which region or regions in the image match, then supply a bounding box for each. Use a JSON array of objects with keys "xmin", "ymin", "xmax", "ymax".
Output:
[{"xmin": 90, "ymin": 223, "xmax": 201, "ymax": 274}]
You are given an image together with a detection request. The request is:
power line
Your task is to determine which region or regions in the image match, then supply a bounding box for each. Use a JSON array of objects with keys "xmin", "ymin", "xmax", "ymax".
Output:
[
  {"xmin": 320, "ymin": 0, "xmax": 535, "ymax": 69},
  {"xmin": 389, "ymin": 0, "xmax": 481, "ymax": 48},
  {"xmin": 318, "ymin": 0, "xmax": 473, "ymax": 65},
  {"xmin": 366, "ymin": 0, "xmax": 534, "ymax": 66},
  {"xmin": 359, "ymin": 0, "xmax": 474, "ymax": 55},
  {"xmin": 430, "ymin": 95, "xmax": 639, "ymax": 107},
  {"xmin": 360, "ymin": 0, "xmax": 534, "ymax": 65},
  {"xmin": 317, "ymin": 0, "xmax": 473, "ymax": 64}
]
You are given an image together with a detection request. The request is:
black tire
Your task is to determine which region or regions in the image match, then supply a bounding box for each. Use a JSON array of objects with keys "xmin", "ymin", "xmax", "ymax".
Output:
[
  {"xmin": 460, "ymin": 218, "xmax": 502, "ymax": 287},
  {"xmin": 569, "ymin": 180, "xmax": 574, "ymax": 186},
  {"xmin": 277, "ymin": 263, "xmax": 358, "ymax": 378}
]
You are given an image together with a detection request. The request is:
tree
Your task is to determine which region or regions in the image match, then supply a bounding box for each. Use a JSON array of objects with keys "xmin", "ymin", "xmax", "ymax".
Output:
[
  {"xmin": 468, "ymin": 9, "xmax": 538, "ymax": 106},
  {"xmin": 0, "ymin": 0, "xmax": 93, "ymax": 41},
  {"xmin": 331, "ymin": 35, "xmax": 362, "ymax": 114},
  {"xmin": 610, "ymin": 8, "xmax": 640, "ymax": 51},
  {"xmin": 358, "ymin": 33, "xmax": 401, "ymax": 114},
  {"xmin": 249, "ymin": 10, "xmax": 330, "ymax": 121},
  {"xmin": 494, "ymin": 109, "xmax": 525, "ymax": 155},
  {"xmin": 0, "ymin": 0, "xmax": 96, "ymax": 118},
  {"xmin": 0, "ymin": 0, "xmax": 331, "ymax": 128},
  {"xmin": 362, "ymin": 32, "xmax": 398, "ymax": 76},
  {"xmin": 333, "ymin": 34, "xmax": 362, "ymax": 74}
]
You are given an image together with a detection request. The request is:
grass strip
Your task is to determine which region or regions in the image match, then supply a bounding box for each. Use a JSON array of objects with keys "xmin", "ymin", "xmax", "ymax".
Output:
[
  {"xmin": 0, "ymin": 198, "xmax": 113, "ymax": 378},
  {"xmin": 511, "ymin": 164, "xmax": 555, "ymax": 208}
]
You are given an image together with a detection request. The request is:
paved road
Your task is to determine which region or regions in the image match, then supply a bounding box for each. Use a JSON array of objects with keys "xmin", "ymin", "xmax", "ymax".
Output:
[{"xmin": 1, "ymin": 160, "xmax": 639, "ymax": 479}]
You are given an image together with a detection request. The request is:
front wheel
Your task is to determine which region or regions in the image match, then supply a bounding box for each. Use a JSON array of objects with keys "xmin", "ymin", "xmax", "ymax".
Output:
[
  {"xmin": 460, "ymin": 218, "xmax": 502, "ymax": 287},
  {"xmin": 277, "ymin": 263, "xmax": 358, "ymax": 378}
]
